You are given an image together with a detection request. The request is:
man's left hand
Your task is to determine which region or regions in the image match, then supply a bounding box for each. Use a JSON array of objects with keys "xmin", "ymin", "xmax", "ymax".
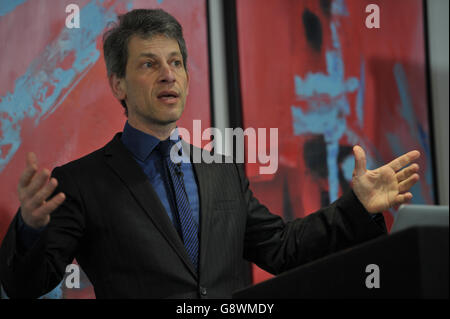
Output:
[{"xmin": 351, "ymin": 145, "xmax": 421, "ymax": 214}]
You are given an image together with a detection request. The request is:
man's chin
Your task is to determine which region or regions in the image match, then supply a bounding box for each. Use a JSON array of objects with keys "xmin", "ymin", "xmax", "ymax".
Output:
[
  {"xmin": 133, "ymin": 106, "xmax": 184, "ymax": 127},
  {"xmin": 154, "ymin": 113, "xmax": 183, "ymax": 126}
]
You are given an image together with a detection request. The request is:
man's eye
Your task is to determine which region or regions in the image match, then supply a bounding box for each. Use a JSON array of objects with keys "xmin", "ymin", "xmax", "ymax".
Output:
[
  {"xmin": 173, "ymin": 60, "xmax": 182, "ymax": 67},
  {"xmin": 144, "ymin": 61, "xmax": 154, "ymax": 68}
]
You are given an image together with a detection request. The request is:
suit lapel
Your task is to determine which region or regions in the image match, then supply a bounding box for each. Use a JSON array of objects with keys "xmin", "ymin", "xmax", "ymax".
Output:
[{"xmin": 104, "ymin": 134, "xmax": 198, "ymax": 279}]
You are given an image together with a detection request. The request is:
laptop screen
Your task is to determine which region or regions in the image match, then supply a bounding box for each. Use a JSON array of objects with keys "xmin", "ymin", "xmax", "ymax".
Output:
[{"xmin": 390, "ymin": 205, "xmax": 449, "ymax": 233}]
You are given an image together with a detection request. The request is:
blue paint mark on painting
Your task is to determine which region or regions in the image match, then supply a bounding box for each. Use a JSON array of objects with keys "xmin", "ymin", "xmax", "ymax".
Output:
[
  {"xmin": 0, "ymin": 0, "xmax": 28, "ymax": 17},
  {"xmin": 294, "ymin": 58, "xmax": 358, "ymax": 98},
  {"xmin": 292, "ymin": 100, "xmax": 347, "ymax": 137},
  {"xmin": 356, "ymin": 59, "xmax": 365, "ymax": 127},
  {"xmin": 292, "ymin": 20, "xmax": 362, "ymax": 202},
  {"xmin": 0, "ymin": 0, "xmax": 126, "ymax": 172},
  {"xmin": 295, "ymin": 25, "xmax": 358, "ymax": 100},
  {"xmin": 341, "ymin": 155, "xmax": 354, "ymax": 181},
  {"xmin": 393, "ymin": 63, "xmax": 434, "ymax": 201},
  {"xmin": 39, "ymin": 282, "xmax": 64, "ymax": 299},
  {"xmin": 331, "ymin": 0, "xmax": 349, "ymax": 16},
  {"xmin": 394, "ymin": 64, "xmax": 417, "ymax": 138},
  {"xmin": 158, "ymin": 0, "xmax": 164, "ymax": 4},
  {"xmin": 291, "ymin": 2, "xmax": 432, "ymax": 207},
  {"xmin": 326, "ymin": 142, "xmax": 340, "ymax": 201},
  {"xmin": 385, "ymin": 132, "xmax": 403, "ymax": 158}
]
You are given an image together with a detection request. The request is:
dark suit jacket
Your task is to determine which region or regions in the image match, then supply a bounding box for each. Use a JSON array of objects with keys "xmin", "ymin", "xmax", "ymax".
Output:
[{"xmin": 0, "ymin": 133, "xmax": 386, "ymax": 298}]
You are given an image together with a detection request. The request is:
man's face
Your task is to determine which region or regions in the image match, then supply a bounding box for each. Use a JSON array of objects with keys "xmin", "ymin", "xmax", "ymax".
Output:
[{"xmin": 117, "ymin": 34, "xmax": 189, "ymax": 129}]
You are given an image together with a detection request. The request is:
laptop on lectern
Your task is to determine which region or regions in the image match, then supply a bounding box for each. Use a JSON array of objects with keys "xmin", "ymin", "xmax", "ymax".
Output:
[{"xmin": 390, "ymin": 204, "xmax": 449, "ymax": 233}]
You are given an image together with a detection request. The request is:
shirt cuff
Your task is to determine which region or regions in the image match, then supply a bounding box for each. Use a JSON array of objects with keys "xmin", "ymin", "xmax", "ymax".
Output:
[{"xmin": 16, "ymin": 211, "xmax": 46, "ymax": 251}]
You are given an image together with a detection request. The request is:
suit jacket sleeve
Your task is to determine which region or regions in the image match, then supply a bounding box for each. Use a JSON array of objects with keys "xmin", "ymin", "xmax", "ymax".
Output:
[
  {"xmin": 237, "ymin": 163, "xmax": 387, "ymax": 275},
  {"xmin": 0, "ymin": 166, "xmax": 85, "ymax": 299}
]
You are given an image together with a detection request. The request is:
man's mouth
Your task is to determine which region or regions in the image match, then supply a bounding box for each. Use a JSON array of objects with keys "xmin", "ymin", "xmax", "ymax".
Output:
[{"xmin": 157, "ymin": 91, "xmax": 179, "ymax": 104}]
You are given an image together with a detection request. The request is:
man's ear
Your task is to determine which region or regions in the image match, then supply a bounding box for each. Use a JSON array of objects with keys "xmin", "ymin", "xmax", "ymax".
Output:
[{"xmin": 109, "ymin": 74, "xmax": 127, "ymax": 101}]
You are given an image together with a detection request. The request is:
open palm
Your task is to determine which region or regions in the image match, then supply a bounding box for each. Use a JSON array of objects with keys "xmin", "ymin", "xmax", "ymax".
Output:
[{"xmin": 351, "ymin": 146, "xmax": 420, "ymax": 214}]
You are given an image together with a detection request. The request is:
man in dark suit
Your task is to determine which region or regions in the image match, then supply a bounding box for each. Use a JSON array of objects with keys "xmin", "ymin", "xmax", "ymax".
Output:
[{"xmin": 0, "ymin": 9, "xmax": 421, "ymax": 299}]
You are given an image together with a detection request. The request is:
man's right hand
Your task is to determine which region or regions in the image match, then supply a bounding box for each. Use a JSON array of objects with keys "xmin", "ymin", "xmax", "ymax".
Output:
[{"xmin": 18, "ymin": 152, "xmax": 66, "ymax": 229}]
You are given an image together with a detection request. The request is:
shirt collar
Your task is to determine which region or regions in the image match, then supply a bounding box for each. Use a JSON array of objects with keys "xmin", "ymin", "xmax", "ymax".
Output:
[{"xmin": 121, "ymin": 121, "xmax": 181, "ymax": 161}]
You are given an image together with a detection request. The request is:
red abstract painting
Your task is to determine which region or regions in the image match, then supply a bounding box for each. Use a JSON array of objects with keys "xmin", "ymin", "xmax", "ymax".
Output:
[
  {"xmin": 0, "ymin": 0, "xmax": 210, "ymax": 298},
  {"xmin": 236, "ymin": 0, "xmax": 435, "ymax": 283}
]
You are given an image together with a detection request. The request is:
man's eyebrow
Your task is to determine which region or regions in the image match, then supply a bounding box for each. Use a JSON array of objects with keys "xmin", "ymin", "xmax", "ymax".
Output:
[{"xmin": 138, "ymin": 52, "xmax": 182, "ymax": 59}]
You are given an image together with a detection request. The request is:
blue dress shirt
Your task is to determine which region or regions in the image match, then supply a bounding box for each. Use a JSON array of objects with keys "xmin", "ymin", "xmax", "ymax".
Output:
[{"xmin": 120, "ymin": 122, "xmax": 200, "ymax": 235}]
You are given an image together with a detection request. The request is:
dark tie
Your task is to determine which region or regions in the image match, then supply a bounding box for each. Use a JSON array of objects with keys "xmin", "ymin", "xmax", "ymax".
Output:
[{"xmin": 157, "ymin": 139, "xmax": 199, "ymax": 272}]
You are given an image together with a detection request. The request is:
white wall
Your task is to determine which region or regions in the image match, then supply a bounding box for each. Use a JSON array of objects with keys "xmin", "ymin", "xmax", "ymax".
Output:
[
  {"xmin": 427, "ymin": 0, "xmax": 449, "ymax": 205},
  {"xmin": 208, "ymin": 0, "xmax": 232, "ymax": 157}
]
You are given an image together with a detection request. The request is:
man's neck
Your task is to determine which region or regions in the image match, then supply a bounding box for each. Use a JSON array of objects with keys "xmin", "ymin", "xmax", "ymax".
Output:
[{"xmin": 127, "ymin": 119, "xmax": 176, "ymax": 141}]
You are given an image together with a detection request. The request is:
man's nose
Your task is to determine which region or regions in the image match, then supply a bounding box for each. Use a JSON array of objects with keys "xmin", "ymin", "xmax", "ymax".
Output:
[{"xmin": 159, "ymin": 63, "xmax": 176, "ymax": 83}]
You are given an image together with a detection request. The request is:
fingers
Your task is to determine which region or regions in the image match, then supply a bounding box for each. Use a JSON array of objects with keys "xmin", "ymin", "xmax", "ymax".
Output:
[
  {"xmin": 393, "ymin": 192, "xmax": 413, "ymax": 206},
  {"xmin": 22, "ymin": 169, "xmax": 51, "ymax": 201},
  {"xmin": 32, "ymin": 192, "xmax": 66, "ymax": 218},
  {"xmin": 398, "ymin": 173, "xmax": 420, "ymax": 193},
  {"xmin": 27, "ymin": 152, "xmax": 38, "ymax": 168},
  {"xmin": 28, "ymin": 177, "xmax": 59, "ymax": 211},
  {"xmin": 18, "ymin": 153, "xmax": 38, "ymax": 189},
  {"xmin": 396, "ymin": 163, "xmax": 419, "ymax": 183},
  {"xmin": 395, "ymin": 161, "xmax": 420, "ymax": 194},
  {"xmin": 17, "ymin": 153, "xmax": 65, "ymax": 229},
  {"xmin": 353, "ymin": 145, "xmax": 367, "ymax": 176},
  {"xmin": 393, "ymin": 169, "xmax": 419, "ymax": 207},
  {"xmin": 388, "ymin": 150, "xmax": 421, "ymax": 172}
]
